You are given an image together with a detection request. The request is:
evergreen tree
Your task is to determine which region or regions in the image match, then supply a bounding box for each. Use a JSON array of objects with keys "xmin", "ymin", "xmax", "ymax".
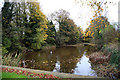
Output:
[
  {"xmin": 2, "ymin": 1, "xmax": 48, "ymax": 54},
  {"xmin": 25, "ymin": 1, "xmax": 48, "ymax": 50},
  {"xmin": 2, "ymin": 2, "xmax": 14, "ymax": 54},
  {"xmin": 46, "ymin": 21, "xmax": 56, "ymax": 45},
  {"xmin": 10, "ymin": 2, "xmax": 25, "ymax": 52}
]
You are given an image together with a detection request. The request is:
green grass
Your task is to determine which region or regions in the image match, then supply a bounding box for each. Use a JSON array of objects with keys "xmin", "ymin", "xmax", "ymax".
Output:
[{"xmin": 2, "ymin": 72, "xmax": 28, "ymax": 78}]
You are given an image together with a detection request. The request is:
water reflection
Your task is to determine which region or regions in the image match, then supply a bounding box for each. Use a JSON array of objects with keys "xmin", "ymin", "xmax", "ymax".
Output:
[
  {"xmin": 23, "ymin": 45, "xmax": 97, "ymax": 76},
  {"xmin": 53, "ymin": 61, "xmax": 60, "ymax": 72},
  {"xmin": 73, "ymin": 52, "xmax": 96, "ymax": 76}
]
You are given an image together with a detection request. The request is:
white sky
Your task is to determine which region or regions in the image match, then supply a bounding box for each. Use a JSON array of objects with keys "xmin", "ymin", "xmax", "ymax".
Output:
[
  {"xmin": 0, "ymin": 0, "xmax": 120, "ymax": 31},
  {"xmin": 38, "ymin": 0, "xmax": 120, "ymax": 31}
]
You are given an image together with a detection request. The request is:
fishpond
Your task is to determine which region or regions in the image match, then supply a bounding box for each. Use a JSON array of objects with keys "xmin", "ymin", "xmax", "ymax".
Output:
[{"xmin": 22, "ymin": 45, "xmax": 97, "ymax": 76}]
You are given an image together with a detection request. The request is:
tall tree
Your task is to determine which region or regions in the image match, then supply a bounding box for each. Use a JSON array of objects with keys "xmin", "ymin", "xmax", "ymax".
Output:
[
  {"xmin": 25, "ymin": 1, "xmax": 48, "ymax": 50},
  {"xmin": 2, "ymin": 2, "xmax": 14, "ymax": 54},
  {"xmin": 51, "ymin": 9, "xmax": 82, "ymax": 46},
  {"xmin": 46, "ymin": 21, "xmax": 56, "ymax": 45},
  {"xmin": 2, "ymin": 1, "xmax": 49, "ymax": 54},
  {"xmin": 87, "ymin": 16, "xmax": 111, "ymax": 49}
]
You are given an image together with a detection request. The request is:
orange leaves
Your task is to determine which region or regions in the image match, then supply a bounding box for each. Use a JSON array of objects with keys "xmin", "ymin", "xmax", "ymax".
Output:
[
  {"xmin": 91, "ymin": 33, "xmax": 94, "ymax": 37},
  {"xmin": 90, "ymin": 21, "xmax": 93, "ymax": 24},
  {"xmin": 85, "ymin": 30, "xmax": 92, "ymax": 37},
  {"xmin": 93, "ymin": 15, "xmax": 95, "ymax": 18},
  {"xmin": 98, "ymin": 11, "xmax": 100, "ymax": 13},
  {"xmin": 101, "ymin": 8, "xmax": 104, "ymax": 11},
  {"xmin": 105, "ymin": 25, "xmax": 107, "ymax": 27},
  {"xmin": 95, "ymin": 27, "xmax": 97, "ymax": 29}
]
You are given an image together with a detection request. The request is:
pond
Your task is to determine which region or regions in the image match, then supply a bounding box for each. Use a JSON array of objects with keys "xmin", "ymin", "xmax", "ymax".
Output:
[{"xmin": 22, "ymin": 45, "xmax": 97, "ymax": 76}]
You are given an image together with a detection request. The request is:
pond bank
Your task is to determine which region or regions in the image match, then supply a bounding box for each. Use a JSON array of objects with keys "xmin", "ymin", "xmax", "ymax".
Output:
[
  {"xmin": 89, "ymin": 49, "xmax": 120, "ymax": 78},
  {"xmin": 2, "ymin": 65, "xmax": 101, "ymax": 78},
  {"xmin": 64, "ymin": 43, "xmax": 96, "ymax": 47}
]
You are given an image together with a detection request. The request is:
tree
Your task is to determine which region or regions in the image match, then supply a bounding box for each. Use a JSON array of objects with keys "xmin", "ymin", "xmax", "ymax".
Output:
[
  {"xmin": 77, "ymin": 27, "xmax": 84, "ymax": 43},
  {"xmin": 59, "ymin": 18, "xmax": 80, "ymax": 45},
  {"xmin": 51, "ymin": 9, "xmax": 82, "ymax": 46},
  {"xmin": 89, "ymin": 16, "xmax": 110, "ymax": 47},
  {"xmin": 101, "ymin": 25, "xmax": 118, "ymax": 44},
  {"xmin": 2, "ymin": 1, "xmax": 49, "ymax": 54},
  {"xmin": 46, "ymin": 21, "xmax": 56, "ymax": 45},
  {"xmin": 51, "ymin": 9, "xmax": 70, "ymax": 24},
  {"xmin": 2, "ymin": 2, "xmax": 15, "ymax": 54},
  {"xmin": 24, "ymin": 1, "xmax": 48, "ymax": 50},
  {"xmin": 84, "ymin": 28, "xmax": 93, "ymax": 43},
  {"xmin": 2, "ymin": 2, "xmax": 28, "ymax": 54}
]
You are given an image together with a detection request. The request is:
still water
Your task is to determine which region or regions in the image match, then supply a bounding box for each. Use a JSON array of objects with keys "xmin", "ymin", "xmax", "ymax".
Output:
[{"xmin": 23, "ymin": 45, "xmax": 97, "ymax": 76}]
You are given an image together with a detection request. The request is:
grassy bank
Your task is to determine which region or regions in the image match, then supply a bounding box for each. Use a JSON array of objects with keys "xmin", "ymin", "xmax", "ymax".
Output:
[{"xmin": 2, "ymin": 72, "xmax": 28, "ymax": 78}]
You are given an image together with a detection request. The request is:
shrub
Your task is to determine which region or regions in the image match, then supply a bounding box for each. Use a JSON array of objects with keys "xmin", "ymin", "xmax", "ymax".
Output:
[
  {"xmin": 2, "ymin": 53, "xmax": 22, "ymax": 67},
  {"xmin": 110, "ymin": 50, "xmax": 120, "ymax": 70}
]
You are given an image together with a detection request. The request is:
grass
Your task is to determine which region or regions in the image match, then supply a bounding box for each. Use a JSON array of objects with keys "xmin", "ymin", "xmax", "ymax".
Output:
[
  {"xmin": 2, "ymin": 72, "xmax": 28, "ymax": 78},
  {"xmin": 2, "ymin": 67, "xmax": 59, "ymax": 79}
]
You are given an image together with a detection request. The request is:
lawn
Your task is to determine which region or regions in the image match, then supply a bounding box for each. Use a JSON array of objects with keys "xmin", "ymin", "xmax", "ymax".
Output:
[
  {"xmin": 2, "ymin": 67, "xmax": 59, "ymax": 79},
  {"xmin": 2, "ymin": 72, "xmax": 28, "ymax": 78}
]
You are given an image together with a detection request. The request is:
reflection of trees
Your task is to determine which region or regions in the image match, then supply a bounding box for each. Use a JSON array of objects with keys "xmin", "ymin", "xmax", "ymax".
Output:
[
  {"xmin": 23, "ymin": 51, "xmax": 56, "ymax": 71},
  {"xmin": 84, "ymin": 45, "xmax": 97, "ymax": 56},
  {"xmin": 23, "ymin": 45, "xmax": 96, "ymax": 73},
  {"xmin": 55, "ymin": 46, "xmax": 83, "ymax": 73}
]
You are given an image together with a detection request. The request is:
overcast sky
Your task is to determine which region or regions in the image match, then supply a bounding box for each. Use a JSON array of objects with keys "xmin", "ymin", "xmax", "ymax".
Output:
[
  {"xmin": 38, "ymin": 0, "xmax": 120, "ymax": 31},
  {"xmin": 0, "ymin": 0, "xmax": 120, "ymax": 31}
]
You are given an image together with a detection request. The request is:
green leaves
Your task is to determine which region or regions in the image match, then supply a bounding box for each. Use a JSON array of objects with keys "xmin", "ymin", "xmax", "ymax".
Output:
[
  {"xmin": 46, "ymin": 21, "xmax": 56, "ymax": 45},
  {"xmin": 25, "ymin": 1, "xmax": 48, "ymax": 50},
  {"xmin": 2, "ymin": 1, "xmax": 49, "ymax": 53}
]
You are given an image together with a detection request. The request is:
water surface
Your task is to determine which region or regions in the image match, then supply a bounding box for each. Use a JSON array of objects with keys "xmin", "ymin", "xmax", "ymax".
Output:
[{"xmin": 23, "ymin": 45, "xmax": 97, "ymax": 76}]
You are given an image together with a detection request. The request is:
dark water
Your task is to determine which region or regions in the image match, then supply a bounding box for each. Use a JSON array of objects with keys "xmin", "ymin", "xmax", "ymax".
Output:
[{"xmin": 23, "ymin": 45, "xmax": 97, "ymax": 76}]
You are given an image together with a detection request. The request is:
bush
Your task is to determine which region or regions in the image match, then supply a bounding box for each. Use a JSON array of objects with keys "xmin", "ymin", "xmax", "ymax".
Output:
[
  {"xmin": 101, "ymin": 25, "xmax": 117, "ymax": 44},
  {"xmin": 2, "ymin": 53, "xmax": 22, "ymax": 67},
  {"xmin": 110, "ymin": 50, "xmax": 120, "ymax": 70}
]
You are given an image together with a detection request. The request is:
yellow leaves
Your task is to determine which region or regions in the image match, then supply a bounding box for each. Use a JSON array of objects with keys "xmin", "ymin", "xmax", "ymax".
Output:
[
  {"xmin": 44, "ymin": 34, "xmax": 48, "ymax": 39},
  {"xmin": 101, "ymin": 8, "xmax": 104, "ymax": 11},
  {"xmin": 90, "ymin": 21, "xmax": 93, "ymax": 24},
  {"xmin": 99, "ymin": 30, "xmax": 102, "ymax": 34},
  {"xmin": 98, "ymin": 11, "xmax": 100, "ymax": 13},
  {"xmin": 96, "ymin": 18, "xmax": 99, "ymax": 20},
  {"xmin": 83, "ymin": 37, "xmax": 85, "ymax": 41},
  {"xmin": 105, "ymin": 25, "xmax": 107, "ymax": 27},
  {"xmin": 2, "ymin": 17, "xmax": 5, "ymax": 20},
  {"xmin": 95, "ymin": 13, "xmax": 98, "ymax": 16},
  {"xmin": 85, "ymin": 31, "xmax": 91, "ymax": 37},
  {"xmin": 91, "ymin": 33, "xmax": 94, "ymax": 36}
]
